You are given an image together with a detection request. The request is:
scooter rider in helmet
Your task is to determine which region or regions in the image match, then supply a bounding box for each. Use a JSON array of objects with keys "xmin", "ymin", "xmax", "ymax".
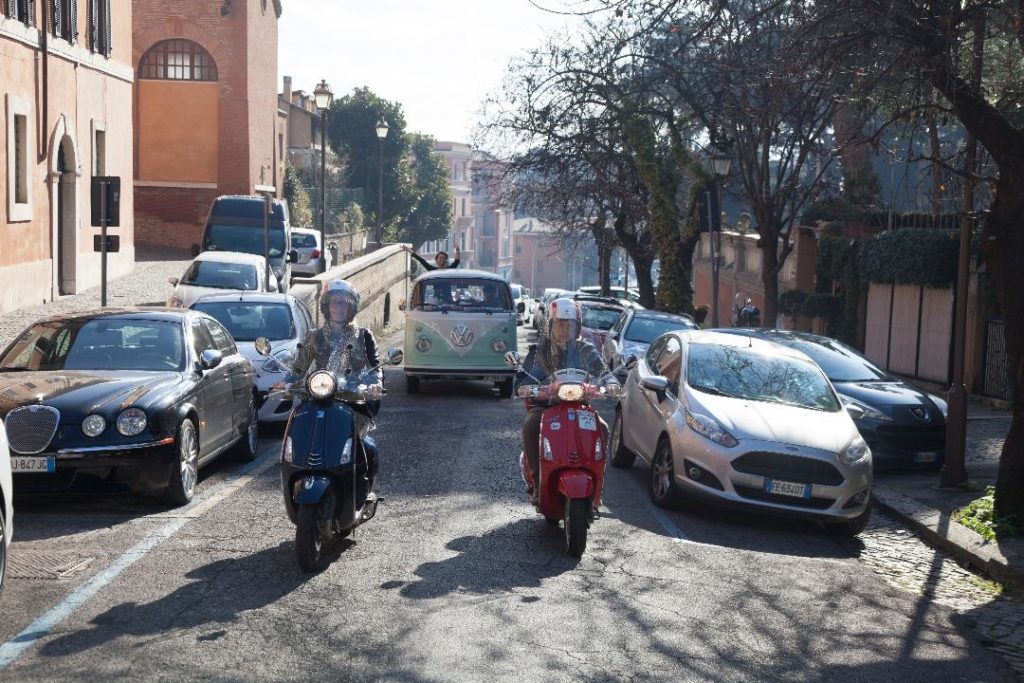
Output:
[
  {"xmin": 514, "ymin": 297, "xmax": 617, "ymax": 502},
  {"xmin": 278, "ymin": 280, "xmax": 384, "ymax": 438}
]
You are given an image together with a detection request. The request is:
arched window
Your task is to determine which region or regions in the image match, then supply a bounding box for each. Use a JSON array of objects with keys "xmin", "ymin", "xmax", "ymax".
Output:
[{"xmin": 138, "ymin": 39, "xmax": 217, "ymax": 81}]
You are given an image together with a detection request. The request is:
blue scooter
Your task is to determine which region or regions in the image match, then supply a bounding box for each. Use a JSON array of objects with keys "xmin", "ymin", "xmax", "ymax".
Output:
[{"xmin": 256, "ymin": 338, "xmax": 402, "ymax": 572}]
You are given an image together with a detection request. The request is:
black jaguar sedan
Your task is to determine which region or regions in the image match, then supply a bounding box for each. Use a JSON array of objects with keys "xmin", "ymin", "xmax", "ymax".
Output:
[
  {"xmin": 725, "ymin": 330, "xmax": 948, "ymax": 469},
  {"xmin": 0, "ymin": 308, "xmax": 258, "ymax": 504}
]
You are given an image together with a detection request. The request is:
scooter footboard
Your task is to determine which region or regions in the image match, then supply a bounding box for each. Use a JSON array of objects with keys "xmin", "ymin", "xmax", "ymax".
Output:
[
  {"xmin": 557, "ymin": 471, "xmax": 594, "ymax": 500},
  {"xmin": 294, "ymin": 474, "xmax": 331, "ymax": 504}
]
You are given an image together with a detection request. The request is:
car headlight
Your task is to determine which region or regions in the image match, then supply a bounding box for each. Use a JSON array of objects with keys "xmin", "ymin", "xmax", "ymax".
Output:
[
  {"xmin": 282, "ymin": 436, "xmax": 293, "ymax": 463},
  {"xmin": 557, "ymin": 383, "xmax": 585, "ymax": 402},
  {"xmin": 82, "ymin": 414, "xmax": 106, "ymax": 437},
  {"xmin": 262, "ymin": 349, "xmax": 296, "ymax": 374},
  {"xmin": 307, "ymin": 370, "xmax": 337, "ymax": 399},
  {"xmin": 684, "ymin": 408, "xmax": 738, "ymax": 448},
  {"xmin": 839, "ymin": 395, "xmax": 893, "ymax": 422},
  {"xmin": 415, "ymin": 336, "xmax": 432, "ymax": 353},
  {"xmin": 339, "ymin": 438, "xmax": 353, "ymax": 465},
  {"xmin": 840, "ymin": 437, "xmax": 871, "ymax": 466},
  {"xmin": 116, "ymin": 408, "xmax": 148, "ymax": 437},
  {"xmin": 929, "ymin": 394, "xmax": 949, "ymax": 419},
  {"xmin": 492, "ymin": 338, "xmax": 508, "ymax": 353}
]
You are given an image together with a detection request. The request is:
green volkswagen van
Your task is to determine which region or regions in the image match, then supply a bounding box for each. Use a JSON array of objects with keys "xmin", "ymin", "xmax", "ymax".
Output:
[{"xmin": 403, "ymin": 270, "xmax": 518, "ymax": 397}]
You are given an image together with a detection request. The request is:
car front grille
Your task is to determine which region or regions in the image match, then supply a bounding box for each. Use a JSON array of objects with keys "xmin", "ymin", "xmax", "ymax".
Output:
[
  {"xmin": 734, "ymin": 485, "xmax": 835, "ymax": 510},
  {"xmin": 874, "ymin": 425, "xmax": 945, "ymax": 453},
  {"xmin": 731, "ymin": 451, "xmax": 844, "ymax": 486},
  {"xmin": 4, "ymin": 405, "xmax": 61, "ymax": 455}
]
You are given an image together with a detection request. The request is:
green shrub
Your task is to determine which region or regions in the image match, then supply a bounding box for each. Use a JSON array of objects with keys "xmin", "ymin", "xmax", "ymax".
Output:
[{"xmin": 953, "ymin": 487, "xmax": 1021, "ymax": 540}]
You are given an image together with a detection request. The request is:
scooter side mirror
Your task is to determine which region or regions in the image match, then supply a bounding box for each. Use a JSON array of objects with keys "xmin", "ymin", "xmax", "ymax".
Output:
[
  {"xmin": 504, "ymin": 351, "xmax": 521, "ymax": 368},
  {"xmin": 386, "ymin": 347, "xmax": 404, "ymax": 365},
  {"xmin": 255, "ymin": 337, "xmax": 272, "ymax": 356},
  {"xmin": 623, "ymin": 354, "xmax": 638, "ymax": 370}
]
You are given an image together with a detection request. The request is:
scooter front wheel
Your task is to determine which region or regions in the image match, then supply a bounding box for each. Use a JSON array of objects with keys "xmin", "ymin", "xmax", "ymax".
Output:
[
  {"xmin": 296, "ymin": 504, "xmax": 328, "ymax": 573},
  {"xmin": 564, "ymin": 498, "xmax": 590, "ymax": 557}
]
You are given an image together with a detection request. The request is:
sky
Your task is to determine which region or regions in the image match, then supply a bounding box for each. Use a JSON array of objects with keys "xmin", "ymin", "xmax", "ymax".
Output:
[{"xmin": 278, "ymin": 1, "xmax": 582, "ymax": 144}]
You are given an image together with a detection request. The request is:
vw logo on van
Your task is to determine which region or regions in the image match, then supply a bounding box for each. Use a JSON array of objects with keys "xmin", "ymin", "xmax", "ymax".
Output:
[{"xmin": 450, "ymin": 325, "xmax": 474, "ymax": 347}]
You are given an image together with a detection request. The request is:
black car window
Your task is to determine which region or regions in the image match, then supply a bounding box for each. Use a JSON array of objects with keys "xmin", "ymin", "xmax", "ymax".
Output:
[
  {"xmin": 764, "ymin": 334, "xmax": 889, "ymax": 382},
  {"xmin": 0, "ymin": 319, "xmax": 185, "ymax": 371},
  {"xmin": 626, "ymin": 316, "xmax": 697, "ymax": 343},
  {"xmin": 193, "ymin": 302, "xmax": 295, "ymax": 342},
  {"xmin": 205, "ymin": 224, "xmax": 285, "ymax": 258},
  {"xmin": 191, "ymin": 318, "xmax": 217, "ymax": 357},
  {"xmin": 182, "ymin": 261, "xmax": 259, "ymax": 290},
  {"xmin": 291, "ymin": 233, "xmax": 318, "ymax": 248},
  {"xmin": 655, "ymin": 336, "xmax": 683, "ymax": 392},
  {"xmin": 203, "ymin": 318, "xmax": 238, "ymax": 355}
]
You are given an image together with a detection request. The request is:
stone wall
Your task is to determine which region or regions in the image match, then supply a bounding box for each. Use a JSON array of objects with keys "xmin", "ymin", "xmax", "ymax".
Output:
[{"xmin": 290, "ymin": 245, "xmax": 409, "ymax": 338}]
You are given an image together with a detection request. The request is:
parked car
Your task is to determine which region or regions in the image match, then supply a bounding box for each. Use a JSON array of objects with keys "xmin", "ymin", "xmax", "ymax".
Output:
[
  {"xmin": 191, "ymin": 292, "xmax": 314, "ymax": 422},
  {"xmin": 602, "ymin": 309, "xmax": 698, "ymax": 377},
  {"xmin": 290, "ymin": 227, "xmax": 333, "ymax": 277},
  {"xmin": 577, "ymin": 285, "xmax": 642, "ymax": 304},
  {"xmin": 0, "ymin": 308, "xmax": 259, "ymax": 504},
  {"xmin": 573, "ymin": 295, "xmax": 629, "ymax": 351},
  {"xmin": 510, "ymin": 283, "xmax": 530, "ymax": 326},
  {"xmin": 193, "ymin": 195, "xmax": 297, "ymax": 291},
  {"xmin": 167, "ymin": 251, "xmax": 279, "ymax": 308},
  {"xmin": 0, "ymin": 420, "xmax": 11, "ymax": 594},
  {"xmin": 722, "ymin": 329, "xmax": 948, "ymax": 469},
  {"xmin": 402, "ymin": 270, "xmax": 517, "ymax": 397},
  {"xmin": 610, "ymin": 330, "xmax": 872, "ymax": 536}
]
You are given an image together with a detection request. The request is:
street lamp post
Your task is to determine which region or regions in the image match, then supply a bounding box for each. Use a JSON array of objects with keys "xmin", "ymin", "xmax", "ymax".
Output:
[
  {"xmin": 709, "ymin": 151, "xmax": 732, "ymax": 328},
  {"xmin": 375, "ymin": 118, "xmax": 389, "ymax": 245},
  {"xmin": 313, "ymin": 80, "xmax": 334, "ymax": 255}
]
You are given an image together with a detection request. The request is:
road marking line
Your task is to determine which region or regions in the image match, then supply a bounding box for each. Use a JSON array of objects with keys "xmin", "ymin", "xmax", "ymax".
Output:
[
  {"xmin": 0, "ymin": 452, "xmax": 277, "ymax": 669},
  {"xmin": 625, "ymin": 474, "xmax": 696, "ymax": 544}
]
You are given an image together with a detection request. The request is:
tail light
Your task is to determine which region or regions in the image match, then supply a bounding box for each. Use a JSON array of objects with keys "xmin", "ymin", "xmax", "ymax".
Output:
[{"xmin": 311, "ymin": 249, "xmax": 321, "ymax": 258}]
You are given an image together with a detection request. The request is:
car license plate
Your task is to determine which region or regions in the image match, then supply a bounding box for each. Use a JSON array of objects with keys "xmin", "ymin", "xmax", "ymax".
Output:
[
  {"xmin": 914, "ymin": 451, "xmax": 939, "ymax": 463},
  {"xmin": 11, "ymin": 456, "xmax": 56, "ymax": 473},
  {"xmin": 577, "ymin": 411, "xmax": 597, "ymax": 432},
  {"xmin": 764, "ymin": 478, "xmax": 810, "ymax": 499}
]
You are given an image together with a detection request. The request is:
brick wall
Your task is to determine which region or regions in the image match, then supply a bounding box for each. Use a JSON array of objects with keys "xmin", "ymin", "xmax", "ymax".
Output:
[{"xmin": 135, "ymin": 186, "xmax": 219, "ymax": 252}]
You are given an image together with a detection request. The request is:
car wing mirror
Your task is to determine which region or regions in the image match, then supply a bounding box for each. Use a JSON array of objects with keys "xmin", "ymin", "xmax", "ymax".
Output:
[
  {"xmin": 199, "ymin": 349, "xmax": 223, "ymax": 370},
  {"xmin": 386, "ymin": 347, "xmax": 404, "ymax": 366},
  {"xmin": 254, "ymin": 337, "xmax": 272, "ymax": 356},
  {"xmin": 640, "ymin": 375, "xmax": 669, "ymax": 393},
  {"xmin": 167, "ymin": 276, "xmax": 179, "ymax": 287}
]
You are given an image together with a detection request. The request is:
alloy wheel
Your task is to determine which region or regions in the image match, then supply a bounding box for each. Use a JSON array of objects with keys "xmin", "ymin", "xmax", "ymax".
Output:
[
  {"xmin": 247, "ymin": 397, "xmax": 258, "ymax": 453},
  {"xmin": 653, "ymin": 447, "xmax": 673, "ymax": 499},
  {"xmin": 180, "ymin": 422, "xmax": 199, "ymax": 499}
]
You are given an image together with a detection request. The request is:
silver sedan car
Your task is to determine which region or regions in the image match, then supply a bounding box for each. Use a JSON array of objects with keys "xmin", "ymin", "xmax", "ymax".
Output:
[{"xmin": 610, "ymin": 331, "xmax": 872, "ymax": 535}]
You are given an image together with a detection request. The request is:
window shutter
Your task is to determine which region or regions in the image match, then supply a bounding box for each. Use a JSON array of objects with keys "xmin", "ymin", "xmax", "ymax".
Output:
[
  {"xmin": 101, "ymin": 0, "xmax": 110, "ymax": 56},
  {"xmin": 69, "ymin": 0, "xmax": 77, "ymax": 42},
  {"xmin": 88, "ymin": 0, "xmax": 97, "ymax": 51},
  {"xmin": 25, "ymin": 0, "xmax": 35, "ymax": 25},
  {"xmin": 52, "ymin": 0, "xmax": 61, "ymax": 35}
]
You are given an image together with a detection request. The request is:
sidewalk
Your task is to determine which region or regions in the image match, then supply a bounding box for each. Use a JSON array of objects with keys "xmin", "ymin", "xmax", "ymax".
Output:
[
  {"xmin": 874, "ymin": 402, "xmax": 1024, "ymax": 586},
  {"xmin": 0, "ymin": 248, "xmax": 190, "ymax": 351}
]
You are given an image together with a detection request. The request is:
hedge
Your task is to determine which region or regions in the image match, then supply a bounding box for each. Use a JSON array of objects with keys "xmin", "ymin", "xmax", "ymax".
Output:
[{"xmin": 859, "ymin": 228, "xmax": 959, "ymax": 289}]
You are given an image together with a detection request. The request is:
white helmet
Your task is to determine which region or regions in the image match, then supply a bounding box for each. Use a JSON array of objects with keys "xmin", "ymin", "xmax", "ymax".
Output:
[
  {"xmin": 548, "ymin": 297, "xmax": 581, "ymax": 347},
  {"xmin": 321, "ymin": 279, "xmax": 360, "ymax": 323}
]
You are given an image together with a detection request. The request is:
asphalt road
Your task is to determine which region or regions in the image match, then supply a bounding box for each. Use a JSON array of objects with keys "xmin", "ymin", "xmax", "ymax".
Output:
[{"xmin": 0, "ymin": 328, "xmax": 1014, "ymax": 682}]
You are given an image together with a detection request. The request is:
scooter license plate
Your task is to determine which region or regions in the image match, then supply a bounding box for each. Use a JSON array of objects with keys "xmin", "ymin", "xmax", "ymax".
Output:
[{"xmin": 577, "ymin": 411, "xmax": 597, "ymax": 431}]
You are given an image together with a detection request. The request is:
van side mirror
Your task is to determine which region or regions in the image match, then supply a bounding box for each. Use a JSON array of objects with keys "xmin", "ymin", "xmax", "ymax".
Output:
[
  {"xmin": 190, "ymin": 243, "xmax": 200, "ymax": 258},
  {"xmin": 288, "ymin": 249, "xmax": 299, "ymax": 263}
]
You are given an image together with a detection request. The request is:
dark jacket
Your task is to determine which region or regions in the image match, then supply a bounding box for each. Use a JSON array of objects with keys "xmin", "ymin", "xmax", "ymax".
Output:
[
  {"xmin": 514, "ymin": 338, "xmax": 610, "ymax": 393},
  {"xmin": 410, "ymin": 252, "xmax": 460, "ymax": 271}
]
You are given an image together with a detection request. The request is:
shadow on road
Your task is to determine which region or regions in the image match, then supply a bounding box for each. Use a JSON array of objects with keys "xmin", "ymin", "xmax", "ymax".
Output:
[
  {"xmin": 382, "ymin": 518, "xmax": 577, "ymax": 600},
  {"xmin": 37, "ymin": 541, "xmax": 312, "ymax": 657}
]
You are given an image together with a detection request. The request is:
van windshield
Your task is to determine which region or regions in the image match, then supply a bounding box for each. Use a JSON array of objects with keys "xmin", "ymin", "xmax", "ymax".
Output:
[
  {"xmin": 413, "ymin": 279, "xmax": 512, "ymax": 312},
  {"xmin": 204, "ymin": 224, "xmax": 286, "ymax": 258}
]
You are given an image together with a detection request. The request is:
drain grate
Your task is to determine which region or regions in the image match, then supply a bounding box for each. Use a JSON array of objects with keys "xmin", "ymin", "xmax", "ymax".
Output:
[{"xmin": 8, "ymin": 552, "xmax": 95, "ymax": 580}]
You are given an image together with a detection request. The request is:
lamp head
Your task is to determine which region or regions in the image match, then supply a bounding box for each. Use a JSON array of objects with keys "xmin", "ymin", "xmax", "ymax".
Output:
[
  {"xmin": 313, "ymin": 80, "xmax": 333, "ymax": 111},
  {"xmin": 375, "ymin": 118, "xmax": 390, "ymax": 140}
]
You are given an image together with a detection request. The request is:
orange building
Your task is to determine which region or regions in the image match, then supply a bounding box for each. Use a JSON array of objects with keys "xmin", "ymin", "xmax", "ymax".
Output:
[
  {"xmin": 1, "ymin": 0, "xmax": 135, "ymax": 314},
  {"xmin": 132, "ymin": 0, "xmax": 282, "ymax": 251}
]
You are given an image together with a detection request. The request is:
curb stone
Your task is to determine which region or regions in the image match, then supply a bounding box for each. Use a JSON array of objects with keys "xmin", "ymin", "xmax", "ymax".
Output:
[{"xmin": 873, "ymin": 484, "xmax": 1024, "ymax": 587}]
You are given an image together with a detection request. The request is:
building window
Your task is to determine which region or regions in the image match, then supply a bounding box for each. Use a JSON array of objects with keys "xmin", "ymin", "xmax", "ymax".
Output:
[
  {"xmin": 515, "ymin": 243, "xmax": 522, "ymax": 254},
  {"xmin": 5, "ymin": 0, "xmax": 36, "ymax": 25},
  {"xmin": 88, "ymin": 0, "xmax": 111, "ymax": 56},
  {"xmin": 52, "ymin": 0, "xmax": 78, "ymax": 42},
  {"xmin": 6, "ymin": 94, "xmax": 33, "ymax": 222},
  {"xmin": 460, "ymin": 197, "xmax": 466, "ymax": 216},
  {"xmin": 93, "ymin": 127, "xmax": 106, "ymax": 175},
  {"xmin": 138, "ymin": 39, "xmax": 218, "ymax": 81},
  {"xmin": 536, "ymin": 260, "xmax": 544, "ymax": 273}
]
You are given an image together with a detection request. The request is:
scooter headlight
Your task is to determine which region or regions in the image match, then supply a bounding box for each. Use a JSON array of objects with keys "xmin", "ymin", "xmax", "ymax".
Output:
[
  {"xmin": 307, "ymin": 371, "xmax": 337, "ymax": 399},
  {"xmin": 339, "ymin": 438, "xmax": 353, "ymax": 465},
  {"xmin": 282, "ymin": 436, "xmax": 293, "ymax": 463},
  {"xmin": 557, "ymin": 383, "xmax": 585, "ymax": 402},
  {"xmin": 542, "ymin": 437, "xmax": 554, "ymax": 461}
]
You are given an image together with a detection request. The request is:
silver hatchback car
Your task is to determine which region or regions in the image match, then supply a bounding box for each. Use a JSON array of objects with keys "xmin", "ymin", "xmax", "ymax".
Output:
[{"xmin": 610, "ymin": 330, "xmax": 872, "ymax": 535}]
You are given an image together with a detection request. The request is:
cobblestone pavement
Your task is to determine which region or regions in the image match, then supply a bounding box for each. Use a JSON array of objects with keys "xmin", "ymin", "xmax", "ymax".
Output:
[
  {"xmin": 967, "ymin": 416, "xmax": 1012, "ymax": 465},
  {"xmin": 859, "ymin": 511, "xmax": 1024, "ymax": 678},
  {"xmin": 0, "ymin": 253, "xmax": 189, "ymax": 351}
]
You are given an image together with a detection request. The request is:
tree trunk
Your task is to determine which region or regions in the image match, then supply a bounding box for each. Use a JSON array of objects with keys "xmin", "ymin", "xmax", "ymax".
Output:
[
  {"xmin": 599, "ymin": 242, "xmax": 612, "ymax": 295},
  {"xmin": 761, "ymin": 251, "xmax": 780, "ymax": 328},
  {"xmin": 630, "ymin": 251, "xmax": 656, "ymax": 308}
]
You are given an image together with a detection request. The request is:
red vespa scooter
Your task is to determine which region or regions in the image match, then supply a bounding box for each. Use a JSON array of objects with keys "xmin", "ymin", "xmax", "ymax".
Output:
[{"xmin": 505, "ymin": 353, "xmax": 622, "ymax": 556}]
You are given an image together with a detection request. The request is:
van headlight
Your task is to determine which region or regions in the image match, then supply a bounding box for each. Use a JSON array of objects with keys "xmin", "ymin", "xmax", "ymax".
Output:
[
  {"xmin": 116, "ymin": 408, "xmax": 148, "ymax": 436},
  {"xmin": 492, "ymin": 338, "xmax": 508, "ymax": 353},
  {"xmin": 307, "ymin": 371, "xmax": 337, "ymax": 399},
  {"xmin": 415, "ymin": 336, "xmax": 432, "ymax": 353},
  {"xmin": 839, "ymin": 438, "xmax": 871, "ymax": 466}
]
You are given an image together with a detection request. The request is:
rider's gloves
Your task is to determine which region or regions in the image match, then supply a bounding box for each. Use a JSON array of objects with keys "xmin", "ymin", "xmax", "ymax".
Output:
[{"xmin": 365, "ymin": 383, "xmax": 384, "ymax": 400}]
